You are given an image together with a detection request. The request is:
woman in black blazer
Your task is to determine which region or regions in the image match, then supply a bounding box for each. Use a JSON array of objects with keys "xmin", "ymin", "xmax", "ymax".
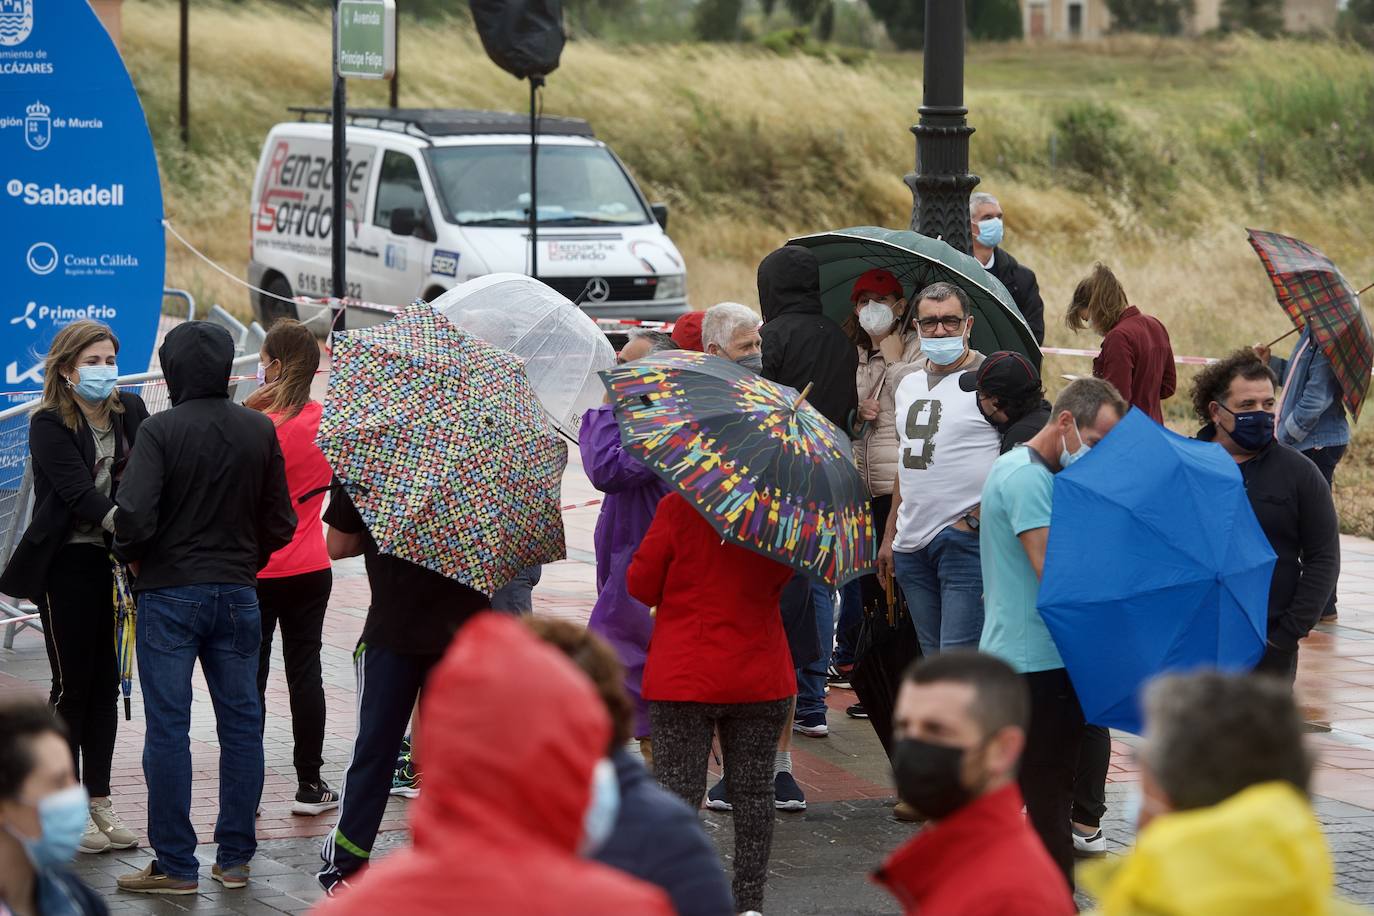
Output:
[{"xmin": 0, "ymin": 320, "xmax": 148, "ymax": 855}]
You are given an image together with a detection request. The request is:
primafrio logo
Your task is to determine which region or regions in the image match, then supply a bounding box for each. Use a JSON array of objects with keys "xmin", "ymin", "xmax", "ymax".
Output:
[
  {"xmin": 24, "ymin": 100, "xmax": 49, "ymax": 151},
  {"xmin": 0, "ymin": 0, "xmax": 33, "ymax": 47}
]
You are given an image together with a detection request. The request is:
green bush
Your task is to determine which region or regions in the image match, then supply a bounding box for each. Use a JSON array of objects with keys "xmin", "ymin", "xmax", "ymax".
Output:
[
  {"xmin": 1237, "ymin": 71, "xmax": 1374, "ymax": 186},
  {"xmin": 1052, "ymin": 102, "xmax": 1175, "ymax": 200}
]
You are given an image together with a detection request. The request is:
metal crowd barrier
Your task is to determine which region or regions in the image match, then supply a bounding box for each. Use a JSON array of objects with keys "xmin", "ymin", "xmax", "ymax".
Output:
[{"xmin": 0, "ymin": 353, "xmax": 261, "ymax": 647}]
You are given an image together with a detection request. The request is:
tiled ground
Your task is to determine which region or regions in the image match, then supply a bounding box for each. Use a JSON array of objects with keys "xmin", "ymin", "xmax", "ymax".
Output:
[{"xmin": 5, "ymin": 358, "xmax": 1374, "ymax": 910}]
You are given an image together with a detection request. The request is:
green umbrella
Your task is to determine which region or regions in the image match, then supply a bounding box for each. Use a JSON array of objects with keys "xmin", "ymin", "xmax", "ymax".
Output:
[{"xmin": 788, "ymin": 226, "xmax": 1041, "ymax": 365}]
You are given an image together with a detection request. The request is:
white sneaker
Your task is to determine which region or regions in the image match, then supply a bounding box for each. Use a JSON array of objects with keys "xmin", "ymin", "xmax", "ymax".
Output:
[
  {"xmin": 1072, "ymin": 826, "xmax": 1107, "ymax": 857},
  {"xmin": 78, "ymin": 815, "xmax": 110, "ymax": 854},
  {"xmin": 89, "ymin": 798, "xmax": 138, "ymax": 849}
]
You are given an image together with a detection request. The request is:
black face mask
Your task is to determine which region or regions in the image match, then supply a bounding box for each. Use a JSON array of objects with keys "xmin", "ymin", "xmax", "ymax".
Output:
[
  {"xmin": 1217, "ymin": 403, "xmax": 1275, "ymax": 453},
  {"xmin": 891, "ymin": 737, "xmax": 976, "ymax": 820}
]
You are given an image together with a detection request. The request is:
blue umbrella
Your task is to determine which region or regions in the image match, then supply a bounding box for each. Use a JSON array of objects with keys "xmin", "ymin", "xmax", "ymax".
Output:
[{"xmin": 1038, "ymin": 409, "xmax": 1275, "ymax": 734}]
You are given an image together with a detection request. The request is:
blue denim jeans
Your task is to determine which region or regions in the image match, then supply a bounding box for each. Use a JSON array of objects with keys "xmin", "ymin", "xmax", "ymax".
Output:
[
  {"xmin": 137, "ymin": 584, "xmax": 264, "ymax": 880},
  {"xmin": 795, "ymin": 583, "xmax": 835, "ymax": 719},
  {"xmin": 893, "ymin": 527, "xmax": 984, "ymax": 656},
  {"xmin": 832, "ymin": 578, "xmax": 864, "ymax": 668}
]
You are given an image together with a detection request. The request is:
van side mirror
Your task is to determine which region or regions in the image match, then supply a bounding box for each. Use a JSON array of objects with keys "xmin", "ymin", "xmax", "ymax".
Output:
[
  {"xmin": 389, "ymin": 207, "xmax": 417, "ymax": 237},
  {"xmin": 651, "ymin": 203, "xmax": 669, "ymax": 231}
]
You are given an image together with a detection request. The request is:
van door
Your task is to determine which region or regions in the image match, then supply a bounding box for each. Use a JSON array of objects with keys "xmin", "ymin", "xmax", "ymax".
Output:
[{"xmin": 352, "ymin": 149, "xmax": 432, "ymax": 307}]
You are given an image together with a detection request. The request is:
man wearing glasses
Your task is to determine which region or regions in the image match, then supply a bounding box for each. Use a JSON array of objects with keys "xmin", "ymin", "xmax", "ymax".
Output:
[{"xmin": 877, "ymin": 283, "xmax": 999, "ymax": 658}]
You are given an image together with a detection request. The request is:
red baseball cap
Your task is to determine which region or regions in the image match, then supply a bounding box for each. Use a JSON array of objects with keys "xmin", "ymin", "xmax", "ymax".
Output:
[
  {"xmin": 671, "ymin": 311, "xmax": 704, "ymax": 352},
  {"xmin": 850, "ymin": 268, "xmax": 905, "ymax": 304}
]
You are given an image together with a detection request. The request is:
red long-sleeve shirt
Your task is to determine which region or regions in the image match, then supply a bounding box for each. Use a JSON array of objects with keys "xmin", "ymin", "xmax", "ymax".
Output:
[{"xmin": 1092, "ymin": 305, "xmax": 1176, "ymax": 423}]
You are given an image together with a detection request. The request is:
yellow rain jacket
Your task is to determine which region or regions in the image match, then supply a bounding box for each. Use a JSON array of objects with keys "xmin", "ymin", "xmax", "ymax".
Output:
[{"xmin": 1081, "ymin": 782, "xmax": 1369, "ymax": 916}]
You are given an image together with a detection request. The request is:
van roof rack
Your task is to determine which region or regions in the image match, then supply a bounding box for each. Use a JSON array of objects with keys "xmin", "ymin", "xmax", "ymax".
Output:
[{"xmin": 285, "ymin": 107, "xmax": 596, "ymax": 142}]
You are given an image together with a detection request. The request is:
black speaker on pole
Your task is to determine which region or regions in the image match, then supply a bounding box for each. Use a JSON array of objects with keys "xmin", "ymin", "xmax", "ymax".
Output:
[{"xmin": 468, "ymin": 0, "xmax": 566, "ymax": 282}]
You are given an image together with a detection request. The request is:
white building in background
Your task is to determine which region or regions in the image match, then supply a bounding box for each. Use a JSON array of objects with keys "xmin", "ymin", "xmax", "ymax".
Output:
[{"xmin": 1019, "ymin": 0, "xmax": 1340, "ymax": 40}]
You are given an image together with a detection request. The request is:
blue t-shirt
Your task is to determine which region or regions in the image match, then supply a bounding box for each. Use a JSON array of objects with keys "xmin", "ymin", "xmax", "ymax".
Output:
[{"xmin": 978, "ymin": 446, "xmax": 1061, "ymax": 673}]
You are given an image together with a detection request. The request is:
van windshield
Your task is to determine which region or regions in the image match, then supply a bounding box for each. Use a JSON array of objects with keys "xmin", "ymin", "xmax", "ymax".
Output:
[{"xmin": 429, "ymin": 144, "xmax": 652, "ymax": 227}]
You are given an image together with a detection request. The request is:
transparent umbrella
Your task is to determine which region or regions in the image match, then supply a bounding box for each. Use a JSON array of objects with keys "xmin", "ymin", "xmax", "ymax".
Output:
[{"xmin": 433, "ymin": 274, "xmax": 616, "ymax": 442}]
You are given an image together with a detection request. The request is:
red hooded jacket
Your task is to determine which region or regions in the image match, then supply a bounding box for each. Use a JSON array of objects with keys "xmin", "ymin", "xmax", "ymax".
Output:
[{"xmin": 314, "ymin": 614, "xmax": 674, "ymax": 916}]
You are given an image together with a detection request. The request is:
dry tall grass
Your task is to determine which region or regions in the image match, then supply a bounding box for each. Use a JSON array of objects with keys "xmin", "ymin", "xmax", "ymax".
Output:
[{"xmin": 123, "ymin": 1, "xmax": 1374, "ymax": 533}]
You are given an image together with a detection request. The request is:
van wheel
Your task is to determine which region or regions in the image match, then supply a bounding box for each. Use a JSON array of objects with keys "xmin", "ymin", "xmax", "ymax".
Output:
[
  {"xmin": 422, "ymin": 286, "xmax": 448, "ymax": 304},
  {"xmin": 260, "ymin": 276, "xmax": 297, "ymax": 327}
]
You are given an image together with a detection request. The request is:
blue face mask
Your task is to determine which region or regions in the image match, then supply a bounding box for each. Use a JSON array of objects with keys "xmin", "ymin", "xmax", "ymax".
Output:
[
  {"xmin": 1219, "ymin": 404, "xmax": 1275, "ymax": 453},
  {"xmin": 1060, "ymin": 421, "xmax": 1090, "ymax": 469},
  {"xmin": 919, "ymin": 333, "xmax": 968, "ymax": 367},
  {"xmin": 5, "ymin": 784, "xmax": 89, "ymax": 870},
  {"xmin": 72, "ymin": 365, "xmax": 118, "ymax": 403},
  {"xmin": 579, "ymin": 758, "xmax": 621, "ymax": 856},
  {"xmin": 976, "ymin": 217, "xmax": 1004, "ymax": 249}
]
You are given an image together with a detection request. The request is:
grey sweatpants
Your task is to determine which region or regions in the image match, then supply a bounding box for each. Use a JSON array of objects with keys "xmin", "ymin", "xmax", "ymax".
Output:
[{"xmin": 649, "ymin": 697, "xmax": 791, "ymax": 912}]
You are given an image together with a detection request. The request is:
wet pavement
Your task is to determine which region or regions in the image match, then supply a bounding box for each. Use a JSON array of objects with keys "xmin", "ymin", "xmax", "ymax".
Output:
[{"xmin": 7, "ymin": 444, "xmax": 1374, "ymax": 912}]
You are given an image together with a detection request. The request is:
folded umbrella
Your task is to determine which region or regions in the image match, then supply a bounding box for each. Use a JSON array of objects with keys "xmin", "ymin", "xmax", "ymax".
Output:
[
  {"xmin": 1247, "ymin": 228, "xmax": 1373, "ymax": 419},
  {"xmin": 601, "ymin": 351, "xmax": 875, "ymax": 587},
  {"xmin": 1038, "ymin": 409, "xmax": 1275, "ymax": 734},
  {"xmin": 849, "ymin": 570, "xmax": 921, "ymax": 758},
  {"xmin": 317, "ymin": 303, "xmax": 567, "ymax": 596},
  {"xmin": 432, "ymin": 273, "xmax": 616, "ymax": 442},
  {"xmin": 788, "ymin": 226, "xmax": 1040, "ymax": 365},
  {"xmin": 112, "ymin": 555, "xmax": 136, "ymax": 721}
]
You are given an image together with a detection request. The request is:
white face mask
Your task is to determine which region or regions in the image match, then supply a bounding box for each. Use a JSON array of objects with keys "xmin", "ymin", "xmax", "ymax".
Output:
[{"xmin": 858, "ymin": 302, "xmax": 895, "ymax": 336}]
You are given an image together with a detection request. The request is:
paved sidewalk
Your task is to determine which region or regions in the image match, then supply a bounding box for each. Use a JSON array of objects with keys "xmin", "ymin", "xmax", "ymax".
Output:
[{"xmin": 8, "ymin": 445, "xmax": 1374, "ymax": 912}]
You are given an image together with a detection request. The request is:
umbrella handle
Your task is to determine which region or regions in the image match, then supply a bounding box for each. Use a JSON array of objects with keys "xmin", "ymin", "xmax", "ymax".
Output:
[
  {"xmin": 124, "ymin": 697, "xmax": 132, "ymax": 721},
  {"xmin": 793, "ymin": 382, "xmax": 814, "ymax": 410},
  {"xmin": 1264, "ymin": 326, "xmax": 1300, "ymax": 349},
  {"xmin": 1359, "ymin": 281, "xmax": 1373, "ymax": 298}
]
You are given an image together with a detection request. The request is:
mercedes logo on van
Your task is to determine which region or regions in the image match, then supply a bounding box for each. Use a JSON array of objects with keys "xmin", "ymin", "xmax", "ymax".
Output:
[{"xmin": 585, "ymin": 277, "xmax": 611, "ymax": 303}]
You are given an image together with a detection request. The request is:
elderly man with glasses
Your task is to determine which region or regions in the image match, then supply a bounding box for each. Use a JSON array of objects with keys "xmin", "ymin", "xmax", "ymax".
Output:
[{"xmin": 877, "ymin": 283, "xmax": 1000, "ymax": 658}]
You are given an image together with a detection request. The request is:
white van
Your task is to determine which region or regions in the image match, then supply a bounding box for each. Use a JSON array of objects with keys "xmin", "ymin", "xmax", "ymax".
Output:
[{"xmin": 247, "ymin": 108, "xmax": 688, "ymax": 327}]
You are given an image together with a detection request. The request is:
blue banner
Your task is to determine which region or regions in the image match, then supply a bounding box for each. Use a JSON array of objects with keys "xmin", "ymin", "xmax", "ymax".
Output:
[{"xmin": 0, "ymin": 0, "xmax": 165, "ymax": 398}]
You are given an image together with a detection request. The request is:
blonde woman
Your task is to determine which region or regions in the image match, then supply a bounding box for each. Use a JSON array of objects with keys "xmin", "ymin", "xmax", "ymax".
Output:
[
  {"xmin": 0, "ymin": 320, "xmax": 148, "ymax": 854},
  {"xmin": 243, "ymin": 319, "xmax": 338, "ymax": 816}
]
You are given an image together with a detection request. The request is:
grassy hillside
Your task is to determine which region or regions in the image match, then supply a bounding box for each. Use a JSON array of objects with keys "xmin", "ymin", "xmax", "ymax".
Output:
[{"xmin": 122, "ymin": 1, "xmax": 1374, "ymax": 534}]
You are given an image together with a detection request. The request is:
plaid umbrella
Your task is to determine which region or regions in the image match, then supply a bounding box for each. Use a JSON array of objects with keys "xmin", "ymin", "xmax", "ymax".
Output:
[
  {"xmin": 317, "ymin": 302, "xmax": 567, "ymax": 596},
  {"xmin": 111, "ymin": 556, "xmax": 136, "ymax": 720},
  {"xmin": 601, "ymin": 351, "xmax": 875, "ymax": 587},
  {"xmin": 1247, "ymin": 229, "xmax": 1373, "ymax": 419}
]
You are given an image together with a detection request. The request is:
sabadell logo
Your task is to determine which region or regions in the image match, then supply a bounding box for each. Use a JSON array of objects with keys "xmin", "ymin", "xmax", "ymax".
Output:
[{"xmin": 6, "ymin": 179, "xmax": 125, "ymax": 206}]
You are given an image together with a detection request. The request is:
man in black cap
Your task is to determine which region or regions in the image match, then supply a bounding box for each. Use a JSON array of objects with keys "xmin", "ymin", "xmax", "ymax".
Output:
[{"xmin": 960, "ymin": 351, "xmax": 1052, "ymax": 453}]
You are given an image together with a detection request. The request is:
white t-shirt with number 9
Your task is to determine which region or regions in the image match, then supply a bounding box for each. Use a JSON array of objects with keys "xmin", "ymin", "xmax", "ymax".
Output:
[{"xmin": 891, "ymin": 361, "xmax": 1001, "ymax": 552}]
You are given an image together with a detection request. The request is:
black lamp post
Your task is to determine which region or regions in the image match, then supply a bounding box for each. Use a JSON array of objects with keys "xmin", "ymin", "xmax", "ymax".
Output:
[{"xmin": 904, "ymin": 0, "xmax": 980, "ymax": 255}]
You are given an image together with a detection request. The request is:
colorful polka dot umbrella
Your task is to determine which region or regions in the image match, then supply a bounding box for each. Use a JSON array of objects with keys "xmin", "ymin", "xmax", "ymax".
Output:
[
  {"xmin": 318, "ymin": 302, "xmax": 567, "ymax": 596},
  {"xmin": 602, "ymin": 351, "xmax": 876, "ymax": 587}
]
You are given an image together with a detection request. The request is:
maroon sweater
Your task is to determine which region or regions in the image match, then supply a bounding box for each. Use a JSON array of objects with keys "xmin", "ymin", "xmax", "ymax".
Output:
[{"xmin": 1093, "ymin": 305, "xmax": 1176, "ymax": 422}]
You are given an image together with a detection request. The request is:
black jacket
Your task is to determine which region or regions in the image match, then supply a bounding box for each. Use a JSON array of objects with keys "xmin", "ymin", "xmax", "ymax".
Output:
[
  {"xmin": 0, "ymin": 392, "xmax": 148, "ymax": 600},
  {"xmin": 998, "ymin": 400, "xmax": 1051, "ymax": 453},
  {"xmin": 758, "ymin": 246, "xmax": 858, "ymax": 433},
  {"xmin": 986, "ymin": 248, "xmax": 1045, "ymax": 345},
  {"xmin": 1198, "ymin": 426, "xmax": 1340, "ymax": 650},
  {"xmin": 114, "ymin": 322, "xmax": 296, "ymax": 591}
]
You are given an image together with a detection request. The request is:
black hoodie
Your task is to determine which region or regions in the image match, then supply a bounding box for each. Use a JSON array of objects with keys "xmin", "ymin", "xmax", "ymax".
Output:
[
  {"xmin": 114, "ymin": 321, "xmax": 296, "ymax": 591},
  {"xmin": 758, "ymin": 246, "xmax": 858, "ymax": 434}
]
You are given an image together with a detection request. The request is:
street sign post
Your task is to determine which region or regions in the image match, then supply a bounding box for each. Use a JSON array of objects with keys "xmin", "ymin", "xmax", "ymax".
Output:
[
  {"xmin": 330, "ymin": 0, "xmax": 394, "ymax": 313},
  {"xmin": 337, "ymin": 0, "xmax": 396, "ymax": 80}
]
